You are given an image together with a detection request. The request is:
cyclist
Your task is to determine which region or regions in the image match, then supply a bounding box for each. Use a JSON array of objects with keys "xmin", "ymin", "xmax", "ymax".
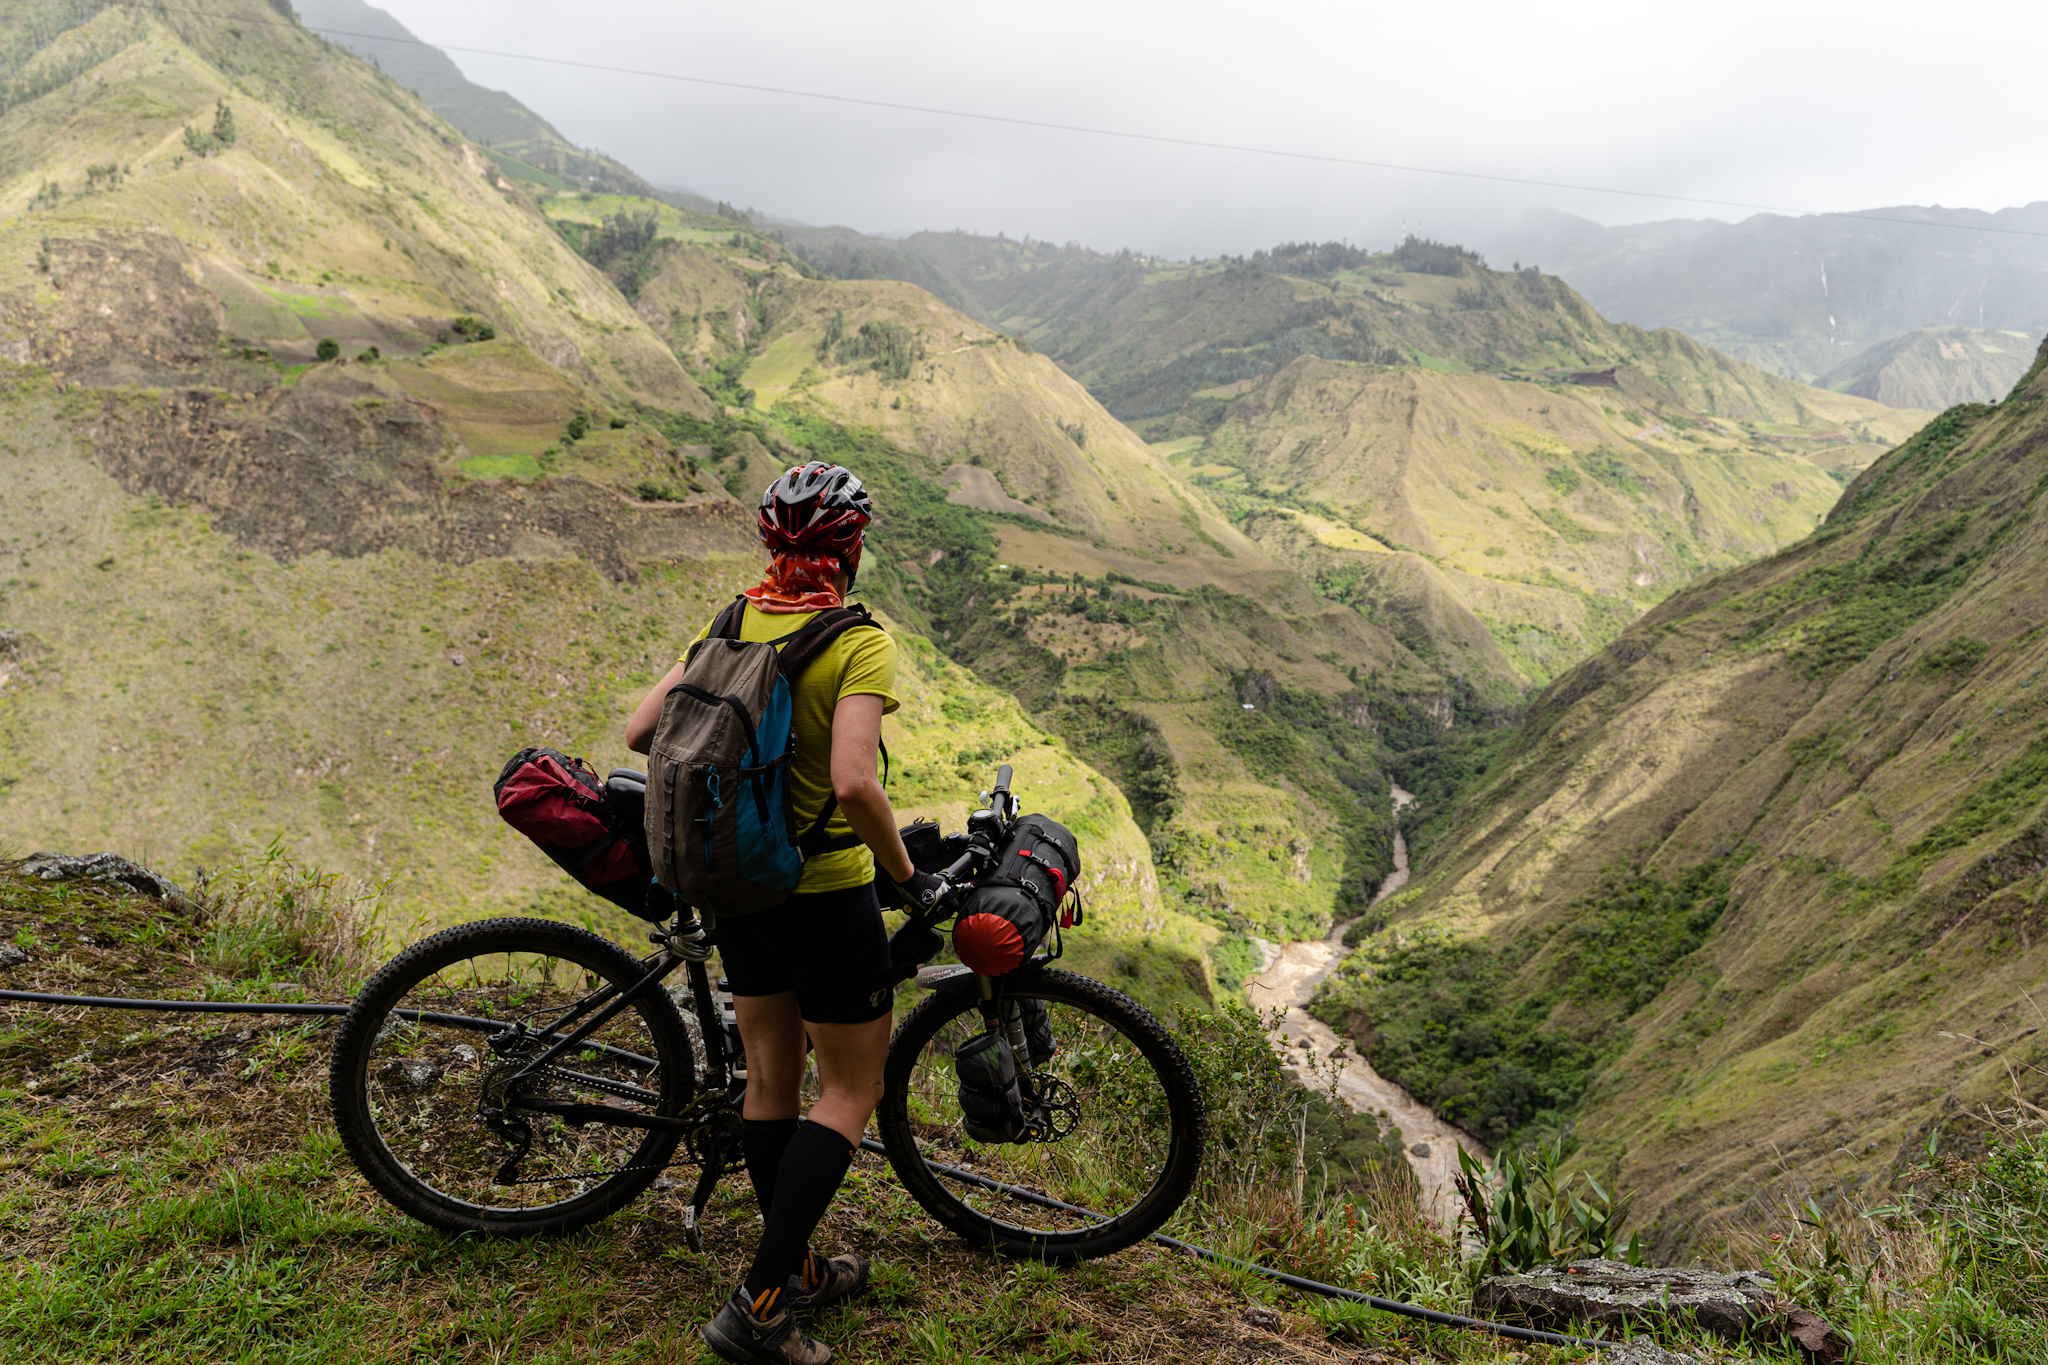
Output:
[{"xmin": 626, "ymin": 461, "xmax": 946, "ymax": 1365}]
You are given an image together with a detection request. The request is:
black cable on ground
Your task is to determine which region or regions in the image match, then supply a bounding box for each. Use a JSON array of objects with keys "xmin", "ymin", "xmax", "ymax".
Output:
[
  {"xmin": 857, "ymin": 1137, "xmax": 1608, "ymax": 1351},
  {"xmin": 3, "ymin": 988, "xmax": 1605, "ymax": 1351},
  {"xmin": 1, "ymin": 989, "xmax": 348, "ymax": 1016}
]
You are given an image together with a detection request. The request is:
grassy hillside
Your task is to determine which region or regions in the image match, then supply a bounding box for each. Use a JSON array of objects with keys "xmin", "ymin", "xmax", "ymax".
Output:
[
  {"xmin": 0, "ymin": 0, "xmax": 1220, "ymax": 1005},
  {"xmin": 1188, "ymin": 354, "xmax": 1906, "ymax": 697},
  {"xmin": 1491, "ymin": 203, "xmax": 2048, "ymax": 390},
  {"xmin": 798, "ymin": 231, "xmax": 1927, "ymax": 692},
  {"xmin": 1313, "ymin": 338, "xmax": 2048, "ymax": 1251},
  {"xmin": 861, "ymin": 232, "xmax": 1921, "ymax": 441},
  {"xmin": 292, "ymin": 0, "xmax": 665, "ymax": 198},
  {"xmin": 1818, "ymin": 326, "xmax": 2040, "ymax": 411},
  {"xmin": 0, "ymin": 0, "xmax": 705, "ymax": 411}
]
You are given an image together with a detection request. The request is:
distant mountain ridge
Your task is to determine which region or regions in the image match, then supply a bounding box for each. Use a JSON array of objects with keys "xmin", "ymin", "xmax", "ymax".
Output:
[
  {"xmin": 292, "ymin": 0, "xmax": 660, "ymax": 196},
  {"xmin": 780, "ymin": 227, "xmax": 1928, "ymax": 698},
  {"xmin": 1817, "ymin": 326, "xmax": 2038, "ymax": 410},
  {"xmin": 1485, "ymin": 203, "xmax": 2048, "ymax": 399}
]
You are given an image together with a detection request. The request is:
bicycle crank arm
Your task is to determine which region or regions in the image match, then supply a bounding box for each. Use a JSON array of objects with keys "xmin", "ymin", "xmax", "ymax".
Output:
[{"xmin": 514, "ymin": 1095, "xmax": 687, "ymax": 1132}]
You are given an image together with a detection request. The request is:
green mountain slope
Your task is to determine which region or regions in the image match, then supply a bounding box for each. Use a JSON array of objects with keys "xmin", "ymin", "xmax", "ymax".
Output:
[
  {"xmin": 1313, "ymin": 339, "xmax": 2048, "ymax": 1250},
  {"xmin": 1492, "ymin": 203, "xmax": 2048, "ymax": 393},
  {"xmin": 0, "ymin": 0, "xmax": 1218, "ymax": 1008},
  {"xmin": 833, "ymin": 231, "xmax": 1925, "ymax": 696},
  {"xmin": 861, "ymin": 234, "xmax": 1919, "ymax": 442},
  {"xmin": 1818, "ymin": 326, "xmax": 2040, "ymax": 411},
  {"xmin": 292, "ymin": 0, "xmax": 662, "ymax": 197},
  {"xmin": 0, "ymin": 0, "xmax": 706, "ymax": 412},
  {"xmin": 1190, "ymin": 352, "xmax": 1917, "ymax": 696}
]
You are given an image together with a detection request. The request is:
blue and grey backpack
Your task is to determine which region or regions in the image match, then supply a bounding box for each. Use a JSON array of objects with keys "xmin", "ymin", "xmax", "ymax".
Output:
[{"xmin": 643, "ymin": 597, "xmax": 883, "ymax": 918}]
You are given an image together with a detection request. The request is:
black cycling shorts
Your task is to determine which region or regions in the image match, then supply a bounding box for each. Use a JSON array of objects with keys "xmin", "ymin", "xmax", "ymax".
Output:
[{"xmin": 715, "ymin": 880, "xmax": 893, "ymax": 1024}]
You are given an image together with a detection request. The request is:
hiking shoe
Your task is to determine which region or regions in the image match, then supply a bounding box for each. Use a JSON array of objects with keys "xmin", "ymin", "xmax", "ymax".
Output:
[
  {"xmin": 789, "ymin": 1249, "xmax": 870, "ymax": 1316},
  {"xmin": 699, "ymin": 1286, "xmax": 833, "ymax": 1365}
]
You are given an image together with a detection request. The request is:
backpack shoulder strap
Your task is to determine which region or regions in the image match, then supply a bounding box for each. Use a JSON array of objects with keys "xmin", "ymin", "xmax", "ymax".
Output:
[
  {"xmin": 778, "ymin": 604, "xmax": 890, "ymax": 861},
  {"xmin": 773, "ymin": 603, "xmax": 883, "ymax": 684},
  {"xmin": 708, "ymin": 596, "xmax": 748, "ymax": 640}
]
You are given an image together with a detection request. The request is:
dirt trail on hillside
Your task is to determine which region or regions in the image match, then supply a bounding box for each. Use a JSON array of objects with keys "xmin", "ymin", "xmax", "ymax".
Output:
[{"xmin": 1243, "ymin": 784, "xmax": 1486, "ymax": 1230}]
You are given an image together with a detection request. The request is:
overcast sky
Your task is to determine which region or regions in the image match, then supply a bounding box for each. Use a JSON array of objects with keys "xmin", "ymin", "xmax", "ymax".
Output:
[{"xmin": 364, "ymin": 0, "xmax": 2045, "ymax": 259}]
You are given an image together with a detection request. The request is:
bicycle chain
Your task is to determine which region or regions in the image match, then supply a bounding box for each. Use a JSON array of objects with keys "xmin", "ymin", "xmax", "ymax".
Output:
[{"xmin": 493, "ymin": 1071, "xmax": 733, "ymax": 1187}]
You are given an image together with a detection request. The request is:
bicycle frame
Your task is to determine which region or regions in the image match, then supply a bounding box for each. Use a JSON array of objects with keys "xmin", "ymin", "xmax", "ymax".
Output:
[{"xmin": 486, "ymin": 763, "xmax": 1027, "ymax": 1245}]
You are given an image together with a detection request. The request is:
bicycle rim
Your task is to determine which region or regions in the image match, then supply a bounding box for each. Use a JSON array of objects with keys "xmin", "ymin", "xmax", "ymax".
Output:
[
  {"xmin": 879, "ymin": 968, "xmax": 1204, "ymax": 1260},
  {"xmin": 332, "ymin": 918, "xmax": 691, "ymax": 1234}
]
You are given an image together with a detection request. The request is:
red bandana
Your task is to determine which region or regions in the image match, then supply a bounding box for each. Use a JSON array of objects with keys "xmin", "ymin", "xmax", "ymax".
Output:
[{"xmin": 743, "ymin": 551, "xmax": 846, "ymax": 613}]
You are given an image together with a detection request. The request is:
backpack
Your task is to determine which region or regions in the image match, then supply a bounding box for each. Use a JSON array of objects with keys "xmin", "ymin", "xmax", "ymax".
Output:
[
  {"xmin": 950, "ymin": 815, "xmax": 1083, "ymax": 975},
  {"xmin": 494, "ymin": 749, "xmax": 675, "ymax": 922},
  {"xmin": 645, "ymin": 597, "xmax": 884, "ymax": 918}
]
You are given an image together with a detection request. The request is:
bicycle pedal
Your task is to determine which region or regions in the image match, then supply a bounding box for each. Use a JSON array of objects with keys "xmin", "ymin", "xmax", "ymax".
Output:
[{"xmin": 681, "ymin": 1202, "xmax": 702, "ymax": 1253}]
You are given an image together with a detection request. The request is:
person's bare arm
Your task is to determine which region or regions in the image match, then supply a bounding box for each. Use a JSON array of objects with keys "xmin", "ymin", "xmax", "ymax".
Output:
[
  {"xmin": 624, "ymin": 659, "xmax": 690, "ymax": 754},
  {"xmin": 830, "ymin": 693, "xmax": 914, "ymax": 883}
]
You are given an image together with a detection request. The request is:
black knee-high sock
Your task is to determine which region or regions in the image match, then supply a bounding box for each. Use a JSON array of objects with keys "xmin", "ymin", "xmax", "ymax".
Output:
[
  {"xmin": 741, "ymin": 1117, "xmax": 800, "ymax": 1221},
  {"xmin": 741, "ymin": 1119, "xmax": 854, "ymax": 1306}
]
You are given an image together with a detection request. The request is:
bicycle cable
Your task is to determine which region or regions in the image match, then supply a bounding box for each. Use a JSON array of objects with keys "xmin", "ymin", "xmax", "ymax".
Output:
[{"xmin": 2, "ymin": 985, "xmax": 1609, "ymax": 1351}]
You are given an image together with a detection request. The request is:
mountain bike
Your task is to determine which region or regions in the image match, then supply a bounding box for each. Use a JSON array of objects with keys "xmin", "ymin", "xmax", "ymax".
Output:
[{"xmin": 328, "ymin": 766, "xmax": 1206, "ymax": 1262}]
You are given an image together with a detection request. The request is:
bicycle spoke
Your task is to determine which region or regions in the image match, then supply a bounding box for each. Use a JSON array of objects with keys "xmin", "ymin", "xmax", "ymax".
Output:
[
  {"xmin": 896, "ymin": 993, "xmax": 1180, "ymax": 1237},
  {"xmin": 358, "ymin": 946, "xmax": 680, "ymax": 1214}
]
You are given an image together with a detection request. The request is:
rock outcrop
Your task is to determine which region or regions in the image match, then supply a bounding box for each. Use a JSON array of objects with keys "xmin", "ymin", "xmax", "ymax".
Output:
[{"xmin": 1473, "ymin": 1259, "xmax": 1848, "ymax": 1365}]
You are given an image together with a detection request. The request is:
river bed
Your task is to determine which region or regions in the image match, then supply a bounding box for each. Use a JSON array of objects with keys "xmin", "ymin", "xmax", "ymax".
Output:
[{"xmin": 1241, "ymin": 784, "xmax": 1486, "ymax": 1230}]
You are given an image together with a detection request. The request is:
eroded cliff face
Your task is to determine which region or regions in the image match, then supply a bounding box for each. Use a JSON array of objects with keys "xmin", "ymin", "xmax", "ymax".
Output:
[{"xmin": 1319, "ymin": 339, "xmax": 2048, "ymax": 1250}]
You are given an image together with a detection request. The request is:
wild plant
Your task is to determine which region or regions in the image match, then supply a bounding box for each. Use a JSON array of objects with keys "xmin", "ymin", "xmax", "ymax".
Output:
[
  {"xmin": 194, "ymin": 833, "xmax": 392, "ymax": 994},
  {"xmin": 1453, "ymin": 1136, "xmax": 1642, "ymax": 1273}
]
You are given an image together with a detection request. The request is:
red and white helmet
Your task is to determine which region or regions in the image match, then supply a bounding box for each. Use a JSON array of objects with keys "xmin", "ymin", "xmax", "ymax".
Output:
[{"xmin": 758, "ymin": 461, "xmax": 872, "ymax": 553}]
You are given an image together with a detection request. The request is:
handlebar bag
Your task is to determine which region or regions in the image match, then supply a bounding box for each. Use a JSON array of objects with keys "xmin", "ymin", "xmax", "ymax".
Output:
[
  {"xmin": 494, "ymin": 750, "xmax": 674, "ymax": 922},
  {"xmin": 952, "ymin": 814, "xmax": 1081, "ymax": 976}
]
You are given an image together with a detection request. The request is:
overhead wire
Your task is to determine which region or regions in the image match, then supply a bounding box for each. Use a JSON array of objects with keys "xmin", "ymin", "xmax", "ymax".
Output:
[{"xmin": 124, "ymin": 2, "xmax": 2048, "ymax": 241}]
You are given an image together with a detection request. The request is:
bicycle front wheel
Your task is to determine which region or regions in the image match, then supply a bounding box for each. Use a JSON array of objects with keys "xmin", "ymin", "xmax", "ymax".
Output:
[
  {"xmin": 329, "ymin": 917, "xmax": 693, "ymax": 1236},
  {"xmin": 877, "ymin": 967, "xmax": 1205, "ymax": 1261}
]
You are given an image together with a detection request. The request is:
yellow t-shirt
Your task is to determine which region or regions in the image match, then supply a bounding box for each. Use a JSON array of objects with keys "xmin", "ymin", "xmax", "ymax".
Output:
[{"xmin": 688, "ymin": 605, "xmax": 899, "ymax": 893}]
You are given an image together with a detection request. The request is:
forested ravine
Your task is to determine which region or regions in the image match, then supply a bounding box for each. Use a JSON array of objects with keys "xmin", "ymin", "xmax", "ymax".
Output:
[{"xmin": 1243, "ymin": 786, "xmax": 1485, "ymax": 1228}]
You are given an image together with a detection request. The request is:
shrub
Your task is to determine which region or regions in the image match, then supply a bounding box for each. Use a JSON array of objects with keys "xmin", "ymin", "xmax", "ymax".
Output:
[
  {"xmin": 565, "ymin": 412, "xmax": 589, "ymax": 441},
  {"xmin": 1454, "ymin": 1137, "xmax": 1642, "ymax": 1274},
  {"xmin": 834, "ymin": 320, "xmax": 925, "ymax": 382},
  {"xmin": 180, "ymin": 101, "xmax": 237, "ymax": 158},
  {"xmin": 1392, "ymin": 235, "xmax": 1483, "ymax": 276},
  {"xmin": 354, "ymin": 345, "xmax": 379, "ymax": 362},
  {"xmin": 314, "ymin": 337, "xmax": 339, "ymax": 361},
  {"xmin": 194, "ymin": 834, "xmax": 388, "ymax": 994}
]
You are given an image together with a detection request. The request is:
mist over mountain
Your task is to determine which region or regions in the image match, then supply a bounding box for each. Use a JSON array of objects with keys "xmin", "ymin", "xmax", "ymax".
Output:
[{"xmin": 1485, "ymin": 204, "xmax": 2048, "ymax": 400}]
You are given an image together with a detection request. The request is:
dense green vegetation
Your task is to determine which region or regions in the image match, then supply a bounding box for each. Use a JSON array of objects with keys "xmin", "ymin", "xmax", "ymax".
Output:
[{"xmin": 1314, "ymin": 861, "xmax": 1732, "ymax": 1143}]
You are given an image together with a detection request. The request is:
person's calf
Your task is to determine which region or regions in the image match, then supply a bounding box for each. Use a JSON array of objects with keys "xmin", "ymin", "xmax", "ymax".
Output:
[{"xmin": 741, "ymin": 1120, "xmax": 856, "ymax": 1300}]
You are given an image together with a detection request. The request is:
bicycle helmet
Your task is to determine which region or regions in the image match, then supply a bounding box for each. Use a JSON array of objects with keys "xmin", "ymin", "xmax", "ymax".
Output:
[{"xmin": 758, "ymin": 461, "xmax": 872, "ymax": 553}]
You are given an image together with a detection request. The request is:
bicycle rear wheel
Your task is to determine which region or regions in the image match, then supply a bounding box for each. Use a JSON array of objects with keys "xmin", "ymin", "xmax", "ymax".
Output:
[
  {"xmin": 329, "ymin": 917, "xmax": 693, "ymax": 1236},
  {"xmin": 876, "ymin": 967, "xmax": 1205, "ymax": 1261}
]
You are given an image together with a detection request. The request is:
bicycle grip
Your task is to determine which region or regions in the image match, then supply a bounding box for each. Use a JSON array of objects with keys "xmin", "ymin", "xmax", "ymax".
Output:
[{"xmin": 994, "ymin": 763, "xmax": 1013, "ymax": 793}]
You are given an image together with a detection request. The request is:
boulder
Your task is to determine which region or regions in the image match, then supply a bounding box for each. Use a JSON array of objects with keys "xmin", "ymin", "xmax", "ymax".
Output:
[
  {"xmin": 15, "ymin": 853, "xmax": 197, "ymax": 914},
  {"xmin": 1473, "ymin": 1259, "xmax": 1848, "ymax": 1365}
]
